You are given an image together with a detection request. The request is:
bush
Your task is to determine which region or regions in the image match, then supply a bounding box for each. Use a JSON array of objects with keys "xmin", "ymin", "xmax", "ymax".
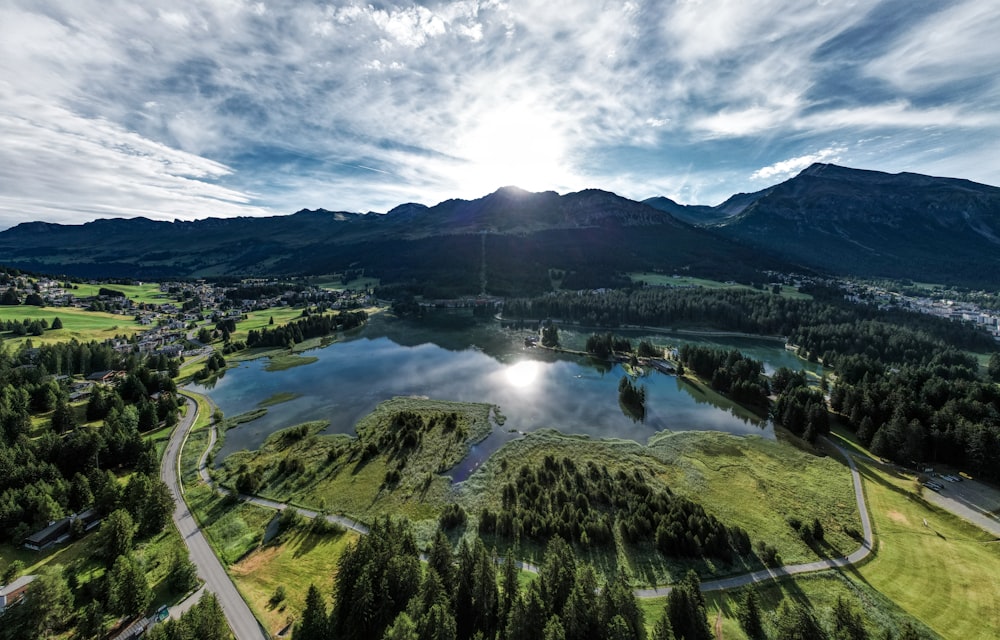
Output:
[
  {"xmin": 270, "ymin": 585, "xmax": 287, "ymax": 607},
  {"xmin": 277, "ymin": 507, "xmax": 303, "ymax": 533},
  {"xmin": 755, "ymin": 540, "xmax": 781, "ymax": 568},
  {"xmin": 311, "ymin": 517, "xmax": 347, "ymax": 536}
]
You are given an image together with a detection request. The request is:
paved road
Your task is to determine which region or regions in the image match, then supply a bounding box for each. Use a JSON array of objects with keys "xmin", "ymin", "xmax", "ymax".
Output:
[
  {"xmin": 634, "ymin": 437, "xmax": 874, "ymax": 597},
  {"xmin": 162, "ymin": 393, "xmax": 269, "ymax": 640},
  {"xmin": 188, "ymin": 409, "xmax": 876, "ymax": 599}
]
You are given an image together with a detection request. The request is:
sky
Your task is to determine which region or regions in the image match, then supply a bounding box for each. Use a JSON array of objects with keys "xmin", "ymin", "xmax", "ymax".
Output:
[{"xmin": 2, "ymin": 0, "xmax": 999, "ymax": 229}]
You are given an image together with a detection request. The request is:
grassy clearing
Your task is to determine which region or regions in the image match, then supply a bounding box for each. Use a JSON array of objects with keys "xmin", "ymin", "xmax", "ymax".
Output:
[
  {"xmin": 230, "ymin": 526, "xmax": 360, "ymax": 636},
  {"xmin": 639, "ymin": 571, "xmax": 940, "ymax": 639},
  {"xmin": 227, "ymin": 307, "xmax": 308, "ymax": 344},
  {"xmin": 628, "ymin": 273, "xmax": 812, "ymax": 300},
  {"xmin": 832, "ymin": 434, "xmax": 1000, "ymax": 639},
  {"xmin": 180, "ymin": 426, "xmax": 211, "ymax": 488},
  {"xmin": 0, "ymin": 305, "xmax": 146, "ymax": 347},
  {"xmin": 70, "ymin": 281, "xmax": 168, "ymax": 304},
  {"xmin": 307, "ymin": 274, "xmax": 380, "ymax": 291},
  {"xmin": 258, "ymin": 392, "xmax": 302, "ymax": 408},
  {"xmin": 265, "ymin": 354, "xmax": 319, "ymax": 371},
  {"xmin": 461, "ymin": 429, "xmax": 858, "ymax": 586},
  {"xmin": 185, "ymin": 485, "xmax": 274, "ymax": 565},
  {"xmin": 217, "ymin": 398, "xmax": 495, "ymax": 530}
]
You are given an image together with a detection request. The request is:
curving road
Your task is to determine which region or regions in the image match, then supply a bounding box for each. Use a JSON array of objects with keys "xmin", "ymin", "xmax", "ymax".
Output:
[
  {"xmin": 162, "ymin": 393, "xmax": 270, "ymax": 640},
  {"xmin": 634, "ymin": 437, "xmax": 874, "ymax": 596},
  {"xmin": 178, "ymin": 389, "xmax": 876, "ymax": 602}
]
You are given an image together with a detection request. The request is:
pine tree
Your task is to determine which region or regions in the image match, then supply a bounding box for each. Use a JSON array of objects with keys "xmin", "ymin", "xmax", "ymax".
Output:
[
  {"xmin": 831, "ymin": 596, "xmax": 867, "ymax": 640},
  {"xmin": 506, "ymin": 581, "xmax": 547, "ymax": 640},
  {"xmin": 108, "ymin": 553, "xmax": 152, "ymax": 617},
  {"xmin": 772, "ymin": 601, "xmax": 827, "ymax": 640},
  {"xmin": 665, "ymin": 572, "xmax": 711, "ymax": 640},
  {"xmin": 563, "ymin": 566, "xmax": 600, "ymax": 640},
  {"xmin": 539, "ymin": 535, "xmax": 576, "ymax": 616},
  {"xmin": 51, "ymin": 398, "xmax": 76, "ymax": 433},
  {"xmin": 652, "ymin": 611, "xmax": 677, "ymax": 640},
  {"xmin": 167, "ymin": 552, "xmax": 199, "ymax": 594},
  {"xmin": 499, "ymin": 548, "xmax": 520, "ymax": 640},
  {"xmin": 544, "ymin": 615, "xmax": 567, "ymax": 640},
  {"xmin": 599, "ymin": 572, "xmax": 646, "ymax": 640},
  {"xmin": 295, "ymin": 583, "xmax": 329, "ymax": 640},
  {"xmin": 427, "ymin": 528, "xmax": 456, "ymax": 599},
  {"xmin": 737, "ymin": 588, "xmax": 766, "ymax": 640},
  {"xmin": 99, "ymin": 509, "xmax": 136, "ymax": 561},
  {"xmin": 383, "ymin": 612, "xmax": 419, "ymax": 640}
]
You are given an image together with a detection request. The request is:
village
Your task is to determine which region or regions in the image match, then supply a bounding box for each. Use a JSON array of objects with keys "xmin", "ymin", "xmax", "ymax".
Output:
[
  {"xmin": 841, "ymin": 279, "xmax": 1000, "ymax": 340},
  {"xmin": 1, "ymin": 273, "xmax": 374, "ymax": 359}
]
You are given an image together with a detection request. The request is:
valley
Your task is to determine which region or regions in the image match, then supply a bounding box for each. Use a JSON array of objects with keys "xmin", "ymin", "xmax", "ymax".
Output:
[{"xmin": 1, "ymin": 166, "xmax": 999, "ymax": 639}]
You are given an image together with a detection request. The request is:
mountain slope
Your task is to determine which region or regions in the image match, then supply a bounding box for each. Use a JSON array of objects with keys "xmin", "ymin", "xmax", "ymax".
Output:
[
  {"xmin": 711, "ymin": 164, "xmax": 1000, "ymax": 286},
  {"xmin": 0, "ymin": 188, "xmax": 778, "ymax": 295}
]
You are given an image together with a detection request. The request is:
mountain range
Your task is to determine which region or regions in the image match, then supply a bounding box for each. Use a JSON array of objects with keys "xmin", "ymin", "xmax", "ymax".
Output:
[{"xmin": 2, "ymin": 164, "xmax": 999, "ymax": 292}]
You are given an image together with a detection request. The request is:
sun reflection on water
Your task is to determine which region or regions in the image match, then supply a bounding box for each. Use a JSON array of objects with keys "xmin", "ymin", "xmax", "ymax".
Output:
[{"xmin": 505, "ymin": 360, "xmax": 540, "ymax": 388}]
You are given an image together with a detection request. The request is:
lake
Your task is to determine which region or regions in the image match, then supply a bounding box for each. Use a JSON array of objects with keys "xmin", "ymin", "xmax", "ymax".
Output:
[{"xmin": 186, "ymin": 314, "xmax": 820, "ymax": 479}]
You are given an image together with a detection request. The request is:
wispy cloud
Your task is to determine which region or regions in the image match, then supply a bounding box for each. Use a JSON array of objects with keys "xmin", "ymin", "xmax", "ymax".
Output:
[
  {"xmin": 751, "ymin": 147, "xmax": 846, "ymax": 181},
  {"xmin": 1, "ymin": 0, "xmax": 998, "ymax": 227}
]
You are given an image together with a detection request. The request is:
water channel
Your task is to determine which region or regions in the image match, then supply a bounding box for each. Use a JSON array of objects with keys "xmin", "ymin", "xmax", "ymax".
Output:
[{"xmin": 186, "ymin": 313, "xmax": 820, "ymax": 479}]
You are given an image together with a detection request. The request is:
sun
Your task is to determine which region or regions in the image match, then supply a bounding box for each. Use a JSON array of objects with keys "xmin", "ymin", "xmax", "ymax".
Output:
[
  {"xmin": 505, "ymin": 360, "xmax": 540, "ymax": 388},
  {"xmin": 453, "ymin": 101, "xmax": 576, "ymax": 195}
]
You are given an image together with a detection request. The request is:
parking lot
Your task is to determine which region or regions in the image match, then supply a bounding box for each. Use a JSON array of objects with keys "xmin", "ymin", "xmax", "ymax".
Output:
[{"xmin": 919, "ymin": 468, "xmax": 1000, "ymax": 537}]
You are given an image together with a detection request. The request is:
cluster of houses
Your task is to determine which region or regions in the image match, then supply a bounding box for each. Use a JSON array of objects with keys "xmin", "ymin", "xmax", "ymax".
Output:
[{"xmin": 843, "ymin": 281, "xmax": 1000, "ymax": 340}]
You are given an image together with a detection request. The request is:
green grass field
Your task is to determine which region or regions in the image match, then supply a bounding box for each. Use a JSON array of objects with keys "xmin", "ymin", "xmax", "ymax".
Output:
[
  {"xmin": 837, "ymin": 435, "xmax": 1000, "ymax": 639},
  {"xmin": 461, "ymin": 429, "xmax": 858, "ymax": 585},
  {"xmin": 227, "ymin": 307, "xmax": 307, "ymax": 343},
  {"xmin": 307, "ymin": 274, "xmax": 380, "ymax": 291},
  {"xmin": 70, "ymin": 281, "xmax": 169, "ymax": 305},
  {"xmin": 628, "ymin": 273, "xmax": 813, "ymax": 300},
  {"xmin": 639, "ymin": 571, "xmax": 941, "ymax": 639},
  {"xmin": 0, "ymin": 305, "xmax": 146, "ymax": 347},
  {"xmin": 216, "ymin": 398, "xmax": 495, "ymax": 534},
  {"xmin": 230, "ymin": 526, "xmax": 360, "ymax": 636},
  {"xmin": 176, "ymin": 387, "xmax": 997, "ymax": 639}
]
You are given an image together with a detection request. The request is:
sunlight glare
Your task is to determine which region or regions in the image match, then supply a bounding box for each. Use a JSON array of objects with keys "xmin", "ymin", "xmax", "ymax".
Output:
[
  {"xmin": 505, "ymin": 360, "xmax": 540, "ymax": 388},
  {"xmin": 454, "ymin": 102, "xmax": 576, "ymax": 194}
]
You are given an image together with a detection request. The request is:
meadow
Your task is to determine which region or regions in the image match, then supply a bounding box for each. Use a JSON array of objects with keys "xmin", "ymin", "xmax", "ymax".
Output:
[
  {"xmin": 0, "ymin": 305, "xmax": 145, "ymax": 348},
  {"xmin": 628, "ymin": 272, "xmax": 813, "ymax": 300},
  {"xmin": 70, "ymin": 281, "xmax": 168, "ymax": 305},
  {"xmin": 461, "ymin": 429, "xmax": 859, "ymax": 586},
  {"xmin": 214, "ymin": 398, "xmax": 495, "ymax": 538}
]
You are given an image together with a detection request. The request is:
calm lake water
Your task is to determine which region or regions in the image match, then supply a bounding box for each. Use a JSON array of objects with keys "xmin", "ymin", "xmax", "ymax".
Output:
[{"xmin": 186, "ymin": 314, "xmax": 819, "ymax": 479}]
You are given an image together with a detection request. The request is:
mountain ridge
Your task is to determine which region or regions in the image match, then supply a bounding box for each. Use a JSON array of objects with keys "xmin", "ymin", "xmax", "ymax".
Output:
[{"xmin": 2, "ymin": 165, "xmax": 999, "ymax": 289}]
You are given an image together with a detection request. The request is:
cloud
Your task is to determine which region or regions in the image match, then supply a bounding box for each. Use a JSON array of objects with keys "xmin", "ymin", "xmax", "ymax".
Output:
[
  {"xmin": 866, "ymin": 1, "xmax": 1000, "ymax": 94},
  {"xmin": 0, "ymin": 0, "xmax": 999, "ymax": 227},
  {"xmin": 0, "ymin": 96, "xmax": 273, "ymax": 225},
  {"xmin": 751, "ymin": 147, "xmax": 846, "ymax": 181}
]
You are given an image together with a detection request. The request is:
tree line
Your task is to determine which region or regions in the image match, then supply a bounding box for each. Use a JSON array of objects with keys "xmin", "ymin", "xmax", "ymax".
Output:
[
  {"xmin": 504, "ymin": 287, "xmax": 995, "ymax": 352},
  {"xmin": 293, "ymin": 515, "xmax": 927, "ymax": 640},
  {"xmin": 677, "ymin": 345, "xmax": 770, "ymax": 407},
  {"xmin": 477, "ymin": 455, "xmax": 752, "ymax": 563},
  {"xmin": 245, "ymin": 310, "xmax": 368, "ymax": 349}
]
